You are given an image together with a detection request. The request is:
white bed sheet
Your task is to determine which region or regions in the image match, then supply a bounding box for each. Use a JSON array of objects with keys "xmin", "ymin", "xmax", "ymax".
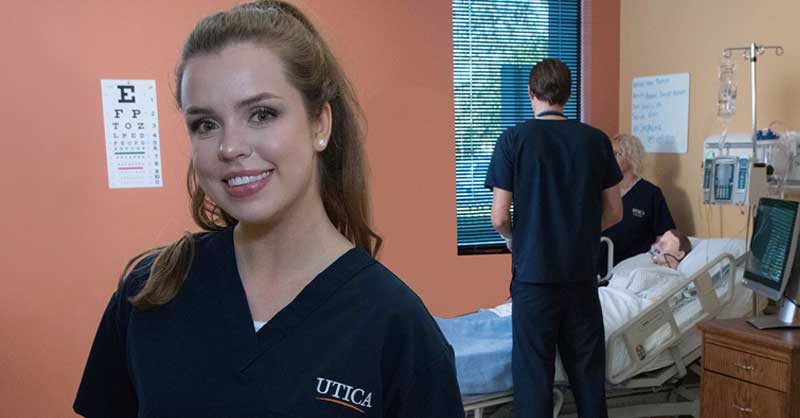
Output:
[{"xmin": 553, "ymin": 267, "xmax": 755, "ymax": 384}]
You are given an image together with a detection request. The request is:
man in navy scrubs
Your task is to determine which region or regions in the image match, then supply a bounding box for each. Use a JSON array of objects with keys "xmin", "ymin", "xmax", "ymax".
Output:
[{"xmin": 485, "ymin": 58, "xmax": 623, "ymax": 418}]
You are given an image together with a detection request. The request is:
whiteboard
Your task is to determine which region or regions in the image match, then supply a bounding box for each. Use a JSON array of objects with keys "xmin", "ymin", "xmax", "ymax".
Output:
[{"xmin": 631, "ymin": 73, "xmax": 690, "ymax": 154}]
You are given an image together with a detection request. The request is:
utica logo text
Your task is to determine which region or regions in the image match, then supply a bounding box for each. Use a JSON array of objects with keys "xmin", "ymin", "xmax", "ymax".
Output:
[{"xmin": 315, "ymin": 377, "xmax": 373, "ymax": 414}]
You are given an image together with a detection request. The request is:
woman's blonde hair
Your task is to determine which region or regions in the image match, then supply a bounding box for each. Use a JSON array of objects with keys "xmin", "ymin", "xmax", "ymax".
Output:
[
  {"xmin": 123, "ymin": 0, "xmax": 382, "ymax": 310},
  {"xmin": 612, "ymin": 133, "xmax": 646, "ymax": 176}
]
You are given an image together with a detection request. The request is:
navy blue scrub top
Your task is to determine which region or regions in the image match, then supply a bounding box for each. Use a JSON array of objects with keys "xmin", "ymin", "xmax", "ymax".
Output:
[
  {"xmin": 74, "ymin": 229, "xmax": 464, "ymax": 418},
  {"xmin": 484, "ymin": 119, "xmax": 622, "ymax": 284},
  {"xmin": 598, "ymin": 179, "xmax": 676, "ymax": 276}
]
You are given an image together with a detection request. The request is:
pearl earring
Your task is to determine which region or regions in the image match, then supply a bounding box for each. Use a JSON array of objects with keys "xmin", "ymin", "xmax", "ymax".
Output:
[{"xmin": 319, "ymin": 139, "xmax": 325, "ymax": 146}]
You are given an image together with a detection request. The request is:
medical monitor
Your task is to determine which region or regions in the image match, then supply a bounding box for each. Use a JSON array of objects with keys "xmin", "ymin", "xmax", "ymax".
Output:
[{"xmin": 744, "ymin": 197, "xmax": 800, "ymax": 328}]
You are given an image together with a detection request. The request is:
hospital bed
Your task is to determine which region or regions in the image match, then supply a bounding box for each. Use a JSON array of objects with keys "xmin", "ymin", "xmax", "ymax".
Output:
[{"xmin": 440, "ymin": 238, "xmax": 759, "ymax": 418}]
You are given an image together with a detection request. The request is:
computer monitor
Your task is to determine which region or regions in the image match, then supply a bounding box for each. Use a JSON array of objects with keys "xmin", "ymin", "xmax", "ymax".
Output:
[{"xmin": 743, "ymin": 197, "xmax": 800, "ymax": 329}]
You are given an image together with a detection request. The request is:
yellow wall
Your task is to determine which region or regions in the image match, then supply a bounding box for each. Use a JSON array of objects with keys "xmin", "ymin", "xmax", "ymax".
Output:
[{"xmin": 619, "ymin": 0, "xmax": 800, "ymax": 238}]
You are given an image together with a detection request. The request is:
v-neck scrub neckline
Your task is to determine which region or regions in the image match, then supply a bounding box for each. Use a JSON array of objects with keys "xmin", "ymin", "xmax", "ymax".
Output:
[{"xmin": 215, "ymin": 227, "xmax": 374, "ymax": 366}]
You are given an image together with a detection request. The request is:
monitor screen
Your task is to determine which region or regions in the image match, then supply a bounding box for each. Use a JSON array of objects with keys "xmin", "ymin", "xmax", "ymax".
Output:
[{"xmin": 744, "ymin": 198, "xmax": 800, "ymax": 300}]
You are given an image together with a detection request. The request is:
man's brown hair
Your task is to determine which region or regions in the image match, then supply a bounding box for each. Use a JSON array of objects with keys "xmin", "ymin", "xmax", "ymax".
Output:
[{"xmin": 528, "ymin": 58, "xmax": 571, "ymax": 106}]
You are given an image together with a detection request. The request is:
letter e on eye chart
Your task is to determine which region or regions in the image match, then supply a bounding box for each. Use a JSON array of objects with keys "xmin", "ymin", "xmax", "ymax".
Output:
[{"xmin": 101, "ymin": 79, "xmax": 163, "ymax": 188}]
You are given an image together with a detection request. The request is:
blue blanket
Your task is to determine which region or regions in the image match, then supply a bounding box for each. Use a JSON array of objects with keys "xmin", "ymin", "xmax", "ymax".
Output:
[{"xmin": 435, "ymin": 310, "xmax": 513, "ymax": 395}]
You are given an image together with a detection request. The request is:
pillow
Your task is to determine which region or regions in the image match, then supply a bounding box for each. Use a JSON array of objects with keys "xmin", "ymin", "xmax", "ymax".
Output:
[
  {"xmin": 678, "ymin": 238, "xmax": 746, "ymax": 277},
  {"xmin": 488, "ymin": 301, "xmax": 512, "ymax": 317}
]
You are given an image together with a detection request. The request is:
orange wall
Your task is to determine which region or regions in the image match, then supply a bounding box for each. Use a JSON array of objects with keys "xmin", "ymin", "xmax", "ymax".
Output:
[
  {"xmin": 584, "ymin": 0, "xmax": 621, "ymax": 136},
  {"xmin": 0, "ymin": 1, "xmax": 619, "ymax": 416}
]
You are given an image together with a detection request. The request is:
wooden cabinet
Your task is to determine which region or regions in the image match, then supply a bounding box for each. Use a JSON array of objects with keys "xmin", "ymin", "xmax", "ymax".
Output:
[{"xmin": 698, "ymin": 319, "xmax": 800, "ymax": 418}]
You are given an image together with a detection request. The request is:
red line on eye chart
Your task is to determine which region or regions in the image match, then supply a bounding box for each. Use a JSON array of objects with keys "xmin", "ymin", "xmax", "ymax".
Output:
[{"xmin": 118, "ymin": 166, "xmax": 145, "ymax": 170}]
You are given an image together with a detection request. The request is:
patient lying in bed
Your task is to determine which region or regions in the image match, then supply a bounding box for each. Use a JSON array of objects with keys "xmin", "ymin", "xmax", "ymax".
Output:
[
  {"xmin": 439, "ymin": 232, "xmax": 739, "ymax": 396},
  {"xmin": 439, "ymin": 258, "xmax": 691, "ymax": 395},
  {"xmin": 606, "ymin": 229, "xmax": 693, "ymax": 304}
]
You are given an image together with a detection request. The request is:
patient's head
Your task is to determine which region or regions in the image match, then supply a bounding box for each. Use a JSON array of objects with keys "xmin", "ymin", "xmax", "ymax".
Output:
[{"xmin": 651, "ymin": 229, "xmax": 692, "ymax": 269}]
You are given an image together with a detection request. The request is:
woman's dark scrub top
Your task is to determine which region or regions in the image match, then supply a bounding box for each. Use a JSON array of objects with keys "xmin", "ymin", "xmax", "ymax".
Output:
[
  {"xmin": 598, "ymin": 179, "xmax": 676, "ymax": 276},
  {"xmin": 74, "ymin": 229, "xmax": 464, "ymax": 418}
]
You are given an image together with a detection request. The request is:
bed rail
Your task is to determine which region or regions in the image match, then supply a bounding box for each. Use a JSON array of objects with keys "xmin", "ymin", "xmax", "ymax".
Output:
[
  {"xmin": 599, "ymin": 237, "xmax": 614, "ymax": 284},
  {"xmin": 605, "ymin": 253, "xmax": 737, "ymax": 384}
]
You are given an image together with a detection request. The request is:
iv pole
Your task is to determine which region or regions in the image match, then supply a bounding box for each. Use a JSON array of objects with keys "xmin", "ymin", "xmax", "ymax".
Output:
[
  {"xmin": 722, "ymin": 43, "xmax": 797, "ymax": 327},
  {"xmin": 722, "ymin": 43, "xmax": 783, "ymax": 162}
]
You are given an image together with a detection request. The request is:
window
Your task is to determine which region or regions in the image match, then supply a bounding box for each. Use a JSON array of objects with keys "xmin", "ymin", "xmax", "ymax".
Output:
[{"xmin": 453, "ymin": 0, "xmax": 582, "ymax": 254}]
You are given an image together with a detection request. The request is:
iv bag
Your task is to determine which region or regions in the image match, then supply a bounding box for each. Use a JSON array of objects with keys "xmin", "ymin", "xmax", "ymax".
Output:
[
  {"xmin": 717, "ymin": 57, "xmax": 737, "ymax": 119},
  {"xmin": 763, "ymin": 122, "xmax": 797, "ymax": 179}
]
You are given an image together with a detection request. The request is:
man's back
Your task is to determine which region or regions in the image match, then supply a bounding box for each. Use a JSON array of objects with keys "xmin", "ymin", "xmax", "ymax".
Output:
[{"xmin": 485, "ymin": 118, "xmax": 620, "ymax": 283}]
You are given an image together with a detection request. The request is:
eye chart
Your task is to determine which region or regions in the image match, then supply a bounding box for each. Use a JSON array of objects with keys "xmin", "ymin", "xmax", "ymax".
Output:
[{"xmin": 101, "ymin": 79, "xmax": 163, "ymax": 188}]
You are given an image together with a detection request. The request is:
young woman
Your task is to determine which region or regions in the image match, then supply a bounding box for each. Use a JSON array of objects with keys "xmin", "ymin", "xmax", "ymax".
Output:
[{"xmin": 74, "ymin": 2, "xmax": 463, "ymax": 417}]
